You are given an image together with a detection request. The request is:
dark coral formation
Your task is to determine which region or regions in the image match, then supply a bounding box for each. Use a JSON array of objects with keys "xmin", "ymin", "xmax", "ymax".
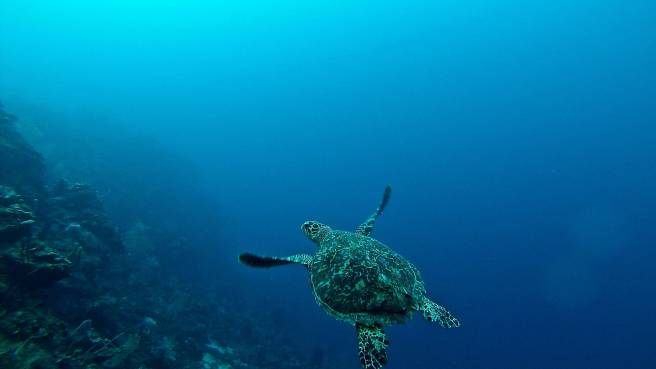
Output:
[
  {"xmin": 0, "ymin": 103, "xmax": 330, "ymax": 369},
  {"xmin": 0, "ymin": 186, "xmax": 35, "ymax": 244}
]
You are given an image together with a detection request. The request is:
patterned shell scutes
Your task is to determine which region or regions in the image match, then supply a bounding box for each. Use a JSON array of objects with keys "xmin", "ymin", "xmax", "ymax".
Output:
[{"xmin": 309, "ymin": 231, "xmax": 426, "ymax": 325}]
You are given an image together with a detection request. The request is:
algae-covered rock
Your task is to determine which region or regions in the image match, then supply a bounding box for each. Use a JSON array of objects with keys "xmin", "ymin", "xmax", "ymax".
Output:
[
  {"xmin": 47, "ymin": 180, "xmax": 123, "ymax": 252},
  {"xmin": 0, "ymin": 242, "xmax": 72, "ymax": 289},
  {"xmin": 0, "ymin": 186, "xmax": 35, "ymax": 245},
  {"xmin": 0, "ymin": 304, "xmax": 69, "ymax": 369}
]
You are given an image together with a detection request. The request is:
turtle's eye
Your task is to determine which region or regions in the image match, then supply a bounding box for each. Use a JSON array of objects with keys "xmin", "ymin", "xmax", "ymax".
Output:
[
  {"xmin": 302, "ymin": 221, "xmax": 330, "ymax": 244},
  {"xmin": 303, "ymin": 222, "xmax": 322, "ymax": 240}
]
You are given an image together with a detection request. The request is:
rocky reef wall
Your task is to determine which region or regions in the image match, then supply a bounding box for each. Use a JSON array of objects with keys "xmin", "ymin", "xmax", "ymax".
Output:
[{"xmin": 0, "ymin": 102, "xmax": 328, "ymax": 369}]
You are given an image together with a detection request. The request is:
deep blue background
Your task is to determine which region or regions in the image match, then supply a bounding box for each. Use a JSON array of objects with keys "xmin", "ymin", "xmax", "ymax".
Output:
[{"xmin": 1, "ymin": 1, "xmax": 655, "ymax": 368}]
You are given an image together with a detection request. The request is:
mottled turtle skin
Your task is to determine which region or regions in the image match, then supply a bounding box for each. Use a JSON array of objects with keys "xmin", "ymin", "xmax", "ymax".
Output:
[{"xmin": 309, "ymin": 230, "xmax": 425, "ymax": 326}]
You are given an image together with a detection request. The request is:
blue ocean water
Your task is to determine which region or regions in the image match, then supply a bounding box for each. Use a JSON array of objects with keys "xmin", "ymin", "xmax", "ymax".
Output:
[{"xmin": 1, "ymin": 1, "xmax": 655, "ymax": 368}]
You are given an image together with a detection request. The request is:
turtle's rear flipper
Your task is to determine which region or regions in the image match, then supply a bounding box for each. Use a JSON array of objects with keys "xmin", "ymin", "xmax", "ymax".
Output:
[
  {"xmin": 356, "ymin": 324, "xmax": 389, "ymax": 369},
  {"xmin": 239, "ymin": 253, "xmax": 311, "ymax": 267},
  {"xmin": 419, "ymin": 296, "xmax": 460, "ymax": 328}
]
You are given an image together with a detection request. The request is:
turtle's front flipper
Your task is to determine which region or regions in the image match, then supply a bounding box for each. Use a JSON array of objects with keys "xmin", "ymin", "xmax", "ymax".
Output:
[
  {"xmin": 419, "ymin": 296, "xmax": 460, "ymax": 328},
  {"xmin": 239, "ymin": 253, "xmax": 311, "ymax": 267},
  {"xmin": 356, "ymin": 324, "xmax": 389, "ymax": 369},
  {"xmin": 356, "ymin": 185, "xmax": 392, "ymax": 236}
]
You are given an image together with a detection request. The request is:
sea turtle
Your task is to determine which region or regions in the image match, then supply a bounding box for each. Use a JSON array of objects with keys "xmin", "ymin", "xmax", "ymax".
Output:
[{"xmin": 239, "ymin": 186, "xmax": 460, "ymax": 369}]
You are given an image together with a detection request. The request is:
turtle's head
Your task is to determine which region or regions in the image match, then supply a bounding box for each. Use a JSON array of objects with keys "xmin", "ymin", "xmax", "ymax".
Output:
[{"xmin": 301, "ymin": 221, "xmax": 332, "ymax": 245}]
